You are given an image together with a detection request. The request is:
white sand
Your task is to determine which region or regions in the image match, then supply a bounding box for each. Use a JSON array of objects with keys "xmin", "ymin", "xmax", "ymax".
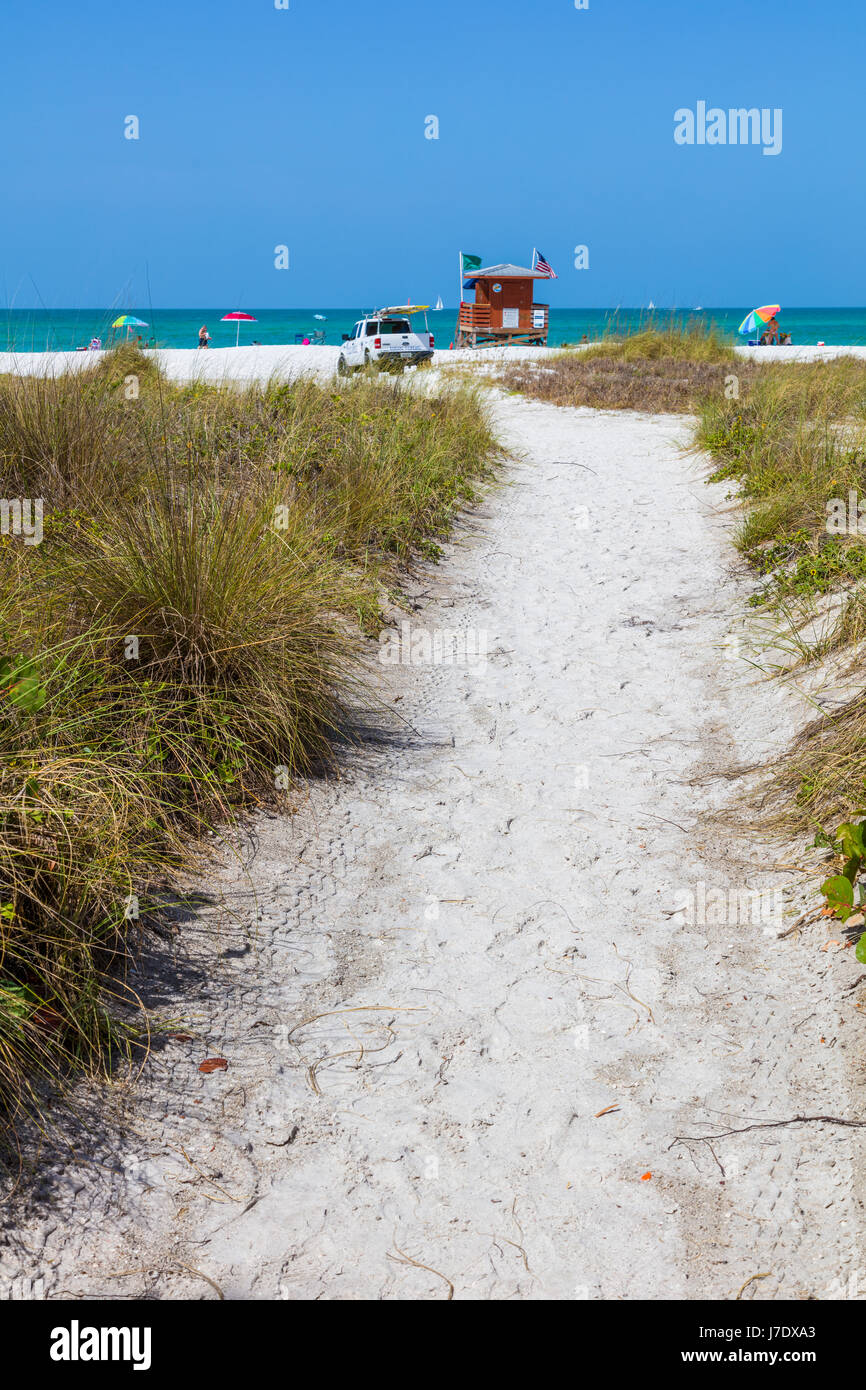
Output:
[
  {"xmin": 0, "ymin": 342, "xmax": 569, "ymax": 387},
  {"xmin": 2, "ymin": 385, "xmax": 864, "ymax": 1300},
  {"xmin": 735, "ymin": 344, "xmax": 866, "ymax": 363},
  {"xmin": 1, "ymin": 340, "xmax": 863, "ymax": 388}
]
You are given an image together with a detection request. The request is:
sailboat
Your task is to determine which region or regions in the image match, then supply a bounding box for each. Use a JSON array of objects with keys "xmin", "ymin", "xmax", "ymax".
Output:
[
  {"xmin": 435, "ymin": 295, "xmax": 444, "ymax": 311},
  {"xmin": 647, "ymin": 300, "xmax": 656, "ymax": 310}
]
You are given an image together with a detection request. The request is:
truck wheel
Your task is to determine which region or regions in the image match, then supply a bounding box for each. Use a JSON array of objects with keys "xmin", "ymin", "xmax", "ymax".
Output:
[{"xmin": 337, "ymin": 355, "xmax": 350, "ymax": 377}]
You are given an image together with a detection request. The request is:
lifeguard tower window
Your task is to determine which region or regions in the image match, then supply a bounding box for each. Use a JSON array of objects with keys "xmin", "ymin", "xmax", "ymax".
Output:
[{"xmin": 379, "ymin": 319, "xmax": 411, "ymax": 334}]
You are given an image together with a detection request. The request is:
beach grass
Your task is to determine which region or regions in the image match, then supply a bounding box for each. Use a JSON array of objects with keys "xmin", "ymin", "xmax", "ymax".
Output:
[
  {"xmin": 0, "ymin": 349, "xmax": 497, "ymax": 1146},
  {"xmin": 498, "ymin": 320, "xmax": 741, "ymax": 413},
  {"xmin": 696, "ymin": 355, "xmax": 866, "ymax": 826}
]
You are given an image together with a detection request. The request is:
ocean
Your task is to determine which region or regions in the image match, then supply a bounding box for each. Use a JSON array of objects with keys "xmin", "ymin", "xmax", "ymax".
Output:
[{"xmin": 3, "ymin": 307, "xmax": 865, "ymax": 352}]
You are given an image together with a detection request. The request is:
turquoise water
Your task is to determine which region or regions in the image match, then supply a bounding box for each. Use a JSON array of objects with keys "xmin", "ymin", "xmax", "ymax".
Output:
[{"xmin": 4, "ymin": 307, "xmax": 866, "ymax": 352}]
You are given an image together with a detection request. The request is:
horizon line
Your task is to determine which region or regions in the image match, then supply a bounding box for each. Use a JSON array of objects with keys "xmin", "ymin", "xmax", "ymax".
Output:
[{"xmin": 3, "ymin": 304, "xmax": 866, "ymax": 313}]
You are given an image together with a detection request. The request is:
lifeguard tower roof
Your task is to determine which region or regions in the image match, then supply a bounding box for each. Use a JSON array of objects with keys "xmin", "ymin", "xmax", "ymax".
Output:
[{"xmin": 465, "ymin": 263, "xmax": 548, "ymax": 280}]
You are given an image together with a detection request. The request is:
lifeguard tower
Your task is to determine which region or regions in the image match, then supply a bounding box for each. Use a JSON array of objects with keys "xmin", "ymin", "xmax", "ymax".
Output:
[{"xmin": 456, "ymin": 263, "xmax": 550, "ymax": 348}]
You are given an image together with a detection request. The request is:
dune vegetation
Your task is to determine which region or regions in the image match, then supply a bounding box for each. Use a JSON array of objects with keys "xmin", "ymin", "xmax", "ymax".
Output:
[
  {"xmin": 0, "ymin": 347, "xmax": 497, "ymax": 1145},
  {"xmin": 697, "ymin": 356, "xmax": 866, "ymax": 828},
  {"xmin": 499, "ymin": 319, "xmax": 742, "ymax": 413}
]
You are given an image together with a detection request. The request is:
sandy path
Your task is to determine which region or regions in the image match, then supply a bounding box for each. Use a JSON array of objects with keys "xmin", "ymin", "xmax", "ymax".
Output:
[{"xmin": 3, "ymin": 395, "xmax": 865, "ymax": 1301}]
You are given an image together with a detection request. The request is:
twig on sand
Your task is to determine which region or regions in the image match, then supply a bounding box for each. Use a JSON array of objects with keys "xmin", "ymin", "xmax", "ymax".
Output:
[
  {"xmin": 176, "ymin": 1263, "xmax": 226, "ymax": 1299},
  {"xmin": 287, "ymin": 1006, "xmax": 424, "ymax": 1096},
  {"xmin": 735, "ymin": 1272, "xmax": 772, "ymax": 1301},
  {"xmin": 387, "ymin": 1243, "xmax": 455, "ymax": 1300},
  {"xmin": 106, "ymin": 1263, "xmax": 225, "ymax": 1299},
  {"xmin": 777, "ymin": 905, "xmax": 824, "ymax": 939},
  {"xmin": 178, "ymin": 1148, "xmax": 252, "ymax": 1204},
  {"xmin": 670, "ymin": 1114, "xmax": 866, "ymax": 1148},
  {"xmin": 544, "ymin": 460, "xmax": 599, "ymax": 474},
  {"xmin": 641, "ymin": 811, "xmax": 689, "ymax": 834},
  {"xmin": 486, "ymin": 1232, "xmax": 532, "ymax": 1274},
  {"xmin": 286, "ymin": 1005, "xmax": 426, "ymax": 1043},
  {"xmin": 612, "ymin": 943, "xmax": 656, "ymax": 1025}
]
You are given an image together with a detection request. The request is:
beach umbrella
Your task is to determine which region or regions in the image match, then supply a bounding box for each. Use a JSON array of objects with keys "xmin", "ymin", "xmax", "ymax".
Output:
[
  {"xmin": 738, "ymin": 304, "xmax": 781, "ymax": 338},
  {"xmin": 221, "ymin": 311, "xmax": 257, "ymax": 347},
  {"xmin": 111, "ymin": 315, "xmax": 148, "ymax": 338}
]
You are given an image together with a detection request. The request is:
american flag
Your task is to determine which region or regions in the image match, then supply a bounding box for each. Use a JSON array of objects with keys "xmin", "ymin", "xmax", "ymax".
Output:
[{"xmin": 533, "ymin": 249, "xmax": 557, "ymax": 279}]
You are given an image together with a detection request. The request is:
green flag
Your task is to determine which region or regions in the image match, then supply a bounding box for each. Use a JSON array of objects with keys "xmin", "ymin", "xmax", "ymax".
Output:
[{"xmin": 461, "ymin": 253, "xmax": 482, "ymax": 273}]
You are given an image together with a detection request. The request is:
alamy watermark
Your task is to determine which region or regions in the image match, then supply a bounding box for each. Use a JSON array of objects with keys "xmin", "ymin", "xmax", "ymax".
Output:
[
  {"xmin": 672, "ymin": 881, "xmax": 785, "ymax": 934},
  {"xmin": 824, "ymin": 1268, "xmax": 866, "ymax": 1300},
  {"xmin": 826, "ymin": 491, "xmax": 866, "ymax": 534},
  {"xmin": 1, "ymin": 1274, "xmax": 45, "ymax": 1300},
  {"xmin": 378, "ymin": 620, "xmax": 488, "ymax": 667},
  {"xmin": 50, "ymin": 1322, "xmax": 151, "ymax": 1371},
  {"xmin": 674, "ymin": 103, "xmax": 782, "ymax": 157},
  {"xmin": 0, "ymin": 498, "xmax": 43, "ymax": 546}
]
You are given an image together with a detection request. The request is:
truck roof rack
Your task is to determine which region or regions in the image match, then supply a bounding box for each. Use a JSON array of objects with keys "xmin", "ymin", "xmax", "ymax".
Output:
[{"xmin": 374, "ymin": 305, "xmax": 429, "ymax": 316}]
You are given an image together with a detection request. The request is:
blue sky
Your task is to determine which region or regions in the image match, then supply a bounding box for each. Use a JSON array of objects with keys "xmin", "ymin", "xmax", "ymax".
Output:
[{"xmin": 1, "ymin": 0, "xmax": 862, "ymax": 307}]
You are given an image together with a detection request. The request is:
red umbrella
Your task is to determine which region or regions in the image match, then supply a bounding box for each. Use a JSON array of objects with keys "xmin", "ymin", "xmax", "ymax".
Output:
[{"xmin": 220, "ymin": 311, "xmax": 257, "ymax": 346}]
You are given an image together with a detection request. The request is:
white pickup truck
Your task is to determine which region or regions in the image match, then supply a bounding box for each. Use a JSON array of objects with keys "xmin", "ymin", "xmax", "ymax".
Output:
[{"xmin": 337, "ymin": 306, "xmax": 435, "ymax": 375}]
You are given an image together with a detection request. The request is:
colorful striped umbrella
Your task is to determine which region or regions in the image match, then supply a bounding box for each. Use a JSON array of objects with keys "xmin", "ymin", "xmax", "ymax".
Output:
[
  {"xmin": 738, "ymin": 304, "xmax": 781, "ymax": 338},
  {"xmin": 111, "ymin": 315, "xmax": 149, "ymax": 340},
  {"xmin": 221, "ymin": 311, "xmax": 257, "ymax": 346}
]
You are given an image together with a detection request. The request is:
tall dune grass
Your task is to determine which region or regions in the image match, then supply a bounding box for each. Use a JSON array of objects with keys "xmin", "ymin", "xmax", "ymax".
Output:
[
  {"xmin": 696, "ymin": 355, "xmax": 866, "ymax": 826},
  {"xmin": 0, "ymin": 349, "xmax": 497, "ymax": 1143}
]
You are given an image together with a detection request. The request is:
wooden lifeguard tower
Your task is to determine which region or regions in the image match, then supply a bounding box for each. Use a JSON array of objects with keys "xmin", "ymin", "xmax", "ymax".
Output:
[{"xmin": 456, "ymin": 262, "xmax": 550, "ymax": 348}]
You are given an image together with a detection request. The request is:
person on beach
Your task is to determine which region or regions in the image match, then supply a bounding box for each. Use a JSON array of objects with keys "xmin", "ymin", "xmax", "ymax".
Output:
[
  {"xmin": 198, "ymin": 325, "xmax": 211, "ymax": 349},
  {"xmin": 766, "ymin": 316, "xmax": 780, "ymax": 345}
]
